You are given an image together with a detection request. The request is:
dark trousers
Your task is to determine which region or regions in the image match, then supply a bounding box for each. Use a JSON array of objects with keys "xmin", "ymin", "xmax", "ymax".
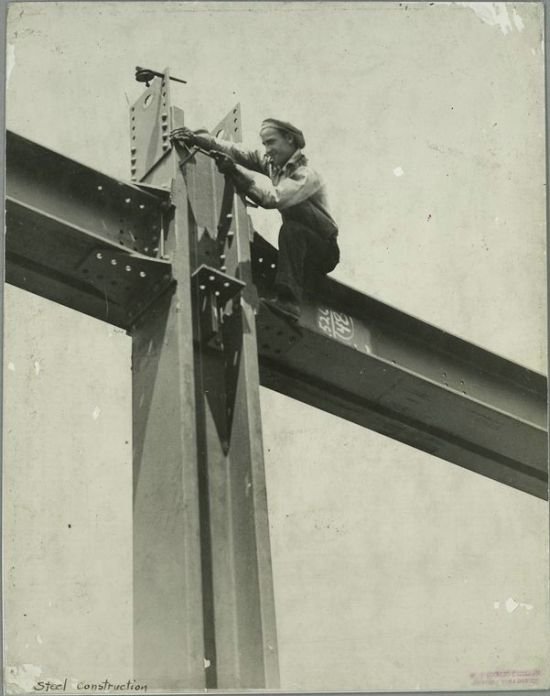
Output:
[{"xmin": 275, "ymin": 220, "xmax": 340, "ymax": 303}]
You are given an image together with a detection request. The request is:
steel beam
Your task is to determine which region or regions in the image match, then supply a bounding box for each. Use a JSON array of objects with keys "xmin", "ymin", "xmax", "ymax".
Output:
[
  {"xmin": 252, "ymin": 236, "xmax": 548, "ymax": 500},
  {"xmin": 6, "ymin": 131, "xmax": 172, "ymax": 327},
  {"xmin": 129, "ymin": 78, "xmax": 205, "ymax": 688},
  {"xmin": 184, "ymin": 106, "xmax": 279, "ymax": 689}
]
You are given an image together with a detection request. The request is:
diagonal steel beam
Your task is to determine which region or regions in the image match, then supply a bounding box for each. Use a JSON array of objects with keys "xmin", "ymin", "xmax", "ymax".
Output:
[{"xmin": 252, "ymin": 236, "xmax": 548, "ymax": 500}]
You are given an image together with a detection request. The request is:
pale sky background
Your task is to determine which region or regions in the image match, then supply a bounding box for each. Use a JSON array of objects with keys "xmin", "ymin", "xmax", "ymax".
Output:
[{"xmin": 4, "ymin": 2, "xmax": 549, "ymax": 693}]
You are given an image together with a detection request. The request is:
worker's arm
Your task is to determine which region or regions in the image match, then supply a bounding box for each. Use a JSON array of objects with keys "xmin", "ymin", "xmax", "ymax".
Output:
[
  {"xmin": 171, "ymin": 127, "xmax": 266, "ymax": 174},
  {"xmin": 245, "ymin": 165, "xmax": 323, "ymax": 210}
]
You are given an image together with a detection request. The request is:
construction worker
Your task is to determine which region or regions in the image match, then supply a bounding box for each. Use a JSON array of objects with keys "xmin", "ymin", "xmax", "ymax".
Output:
[{"xmin": 170, "ymin": 119, "xmax": 339, "ymax": 320}]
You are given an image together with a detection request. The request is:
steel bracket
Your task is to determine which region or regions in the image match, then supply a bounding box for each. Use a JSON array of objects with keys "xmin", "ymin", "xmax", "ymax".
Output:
[{"xmin": 192, "ymin": 264, "xmax": 245, "ymax": 347}]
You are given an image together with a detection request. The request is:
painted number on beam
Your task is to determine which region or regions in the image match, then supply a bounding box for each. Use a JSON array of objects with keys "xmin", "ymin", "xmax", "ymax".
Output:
[{"xmin": 318, "ymin": 307, "xmax": 354, "ymax": 342}]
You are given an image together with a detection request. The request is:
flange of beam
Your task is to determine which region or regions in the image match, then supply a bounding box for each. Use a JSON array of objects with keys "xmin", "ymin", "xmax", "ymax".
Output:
[{"xmin": 252, "ymin": 236, "xmax": 548, "ymax": 500}]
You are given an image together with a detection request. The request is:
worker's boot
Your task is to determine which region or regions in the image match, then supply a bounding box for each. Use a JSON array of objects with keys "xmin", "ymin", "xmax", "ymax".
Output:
[{"xmin": 262, "ymin": 286, "xmax": 300, "ymax": 321}]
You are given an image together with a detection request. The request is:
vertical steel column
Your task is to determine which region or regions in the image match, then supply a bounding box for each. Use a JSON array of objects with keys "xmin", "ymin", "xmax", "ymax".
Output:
[
  {"xmin": 130, "ymin": 72, "xmax": 205, "ymax": 689},
  {"xmin": 185, "ymin": 107, "xmax": 280, "ymax": 688}
]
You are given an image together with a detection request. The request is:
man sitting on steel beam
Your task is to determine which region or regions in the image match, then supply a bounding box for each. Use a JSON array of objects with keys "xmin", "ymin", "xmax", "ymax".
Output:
[{"xmin": 170, "ymin": 119, "xmax": 340, "ymax": 321}]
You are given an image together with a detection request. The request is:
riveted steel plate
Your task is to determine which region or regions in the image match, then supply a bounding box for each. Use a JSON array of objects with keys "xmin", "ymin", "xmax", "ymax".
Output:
[
  {"xmin": 130, "ymin": 67, "xmax": 173, "ymax": 181},
  {"xmin": 192, "ymin": 264, "xmax": 245, "ymax": 306},
  {"xmin": 78, "ymin": 246, "xmax": 173, "ymax": 318}
]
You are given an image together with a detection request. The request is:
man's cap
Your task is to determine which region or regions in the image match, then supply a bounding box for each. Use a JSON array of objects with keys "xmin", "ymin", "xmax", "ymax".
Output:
[{"xmin": 260, "ymin": 118, "xmax": 306, "ymax": 149}]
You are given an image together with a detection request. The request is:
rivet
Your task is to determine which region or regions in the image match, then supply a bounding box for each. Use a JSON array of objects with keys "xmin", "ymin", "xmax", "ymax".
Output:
[
  {"xmin": 97, "ymin": 185, "xmax": 103, "ymax": 191},
  {"xmin": 131, "ymin": 147, "xmax": 137, "ymax": 154},
  {"xmin": 215, "ymin": 291, "xmax": 220, "ymax": 297},
  {"xmin": 139, "ymin": 271, "xmax": 146, "ymax": 278},
  {"xmin": 221, "ymin": 266, "xmax": 226, "ymax": 271},
  {"xmin": 199, "ymin": 284, "xmax": 206, "ymax": 290},
  {"xmin": 223, "ymin": 282, "xmax": 230, "ymax": 288},
  {"xmin": 226, "ymin": 213, "xmax": 233, "ymax": 219},
  {"xmin": 111, "ymin": 259, "xmax": 117, "ymax": 266},
  {"xmin": 227, "ymin": 231, "xmax": 234, "ymax": 238},
  {"xmin": 258, "ymin": 257, "xmax": 263, "ymax": 263},
  {"xmin": 270, "ymin": 263, "xmax": 276, "ymax": 269},
  {"xmin": 96, "ymin": 252, "xmax": 103, "ymax": 260},
  {"xmin": 125, "ymin": 265, "xmax": 132, "ymax": 272},
  {"xmin": 162, "ymin": 123, "xmax": 168, "ymax": 131},
  {"xmin": 162, "ymin": 143, "xmax": 170, "ymax": 150},
  {"xmin": 208, "ymin": 275, "xmax": 215, "ymax": 282},
  {"xmin": 139, "ymin": 204, "xmax": 145, "ymax": 210},
  {"xmin": 220, "ymin": 254, "xmax": 226, "ymax": 260},
  {"xmin": 125, "ymin": 198, "xmax": 131, "ymax": 204}
]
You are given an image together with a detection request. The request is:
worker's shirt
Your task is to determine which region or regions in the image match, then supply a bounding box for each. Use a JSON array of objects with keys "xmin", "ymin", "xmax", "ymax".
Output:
[{"xmin": 201, "ymin": 134, "xmax": 338, "ymax": 239}]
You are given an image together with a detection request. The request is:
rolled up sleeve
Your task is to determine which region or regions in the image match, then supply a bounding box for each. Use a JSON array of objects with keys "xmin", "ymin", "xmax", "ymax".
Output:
[{"xmin": 246, "ymin": 167, "xmax": 322, "ymax": 210}]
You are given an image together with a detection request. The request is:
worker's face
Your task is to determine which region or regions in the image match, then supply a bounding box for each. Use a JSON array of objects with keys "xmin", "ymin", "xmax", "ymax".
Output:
[{"xmin": 260, "ymin": 128, "xmax": 296, "ymax": 168}]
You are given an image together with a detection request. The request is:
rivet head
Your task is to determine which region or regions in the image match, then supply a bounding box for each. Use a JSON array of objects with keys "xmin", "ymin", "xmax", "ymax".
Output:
[
  {"xmin": 220, "ymin": 266, "xmax": 226, "ymax": 271},
  {"xmin": 97, "ymin": 185, "xmax": 103, "ymax": 191},
  {"xmin": 199, "ymin": 284, "xmax": 206, "ymax": 290},
  {"xmin": 96, "ymin": 252, "xmax": 103, "ymax": 260},
  {"xmin": 208, "ymin": 275, "xmax": 215, "ymax": 282},
  {"xmin": 139, "ymin": 204, "xmax": 145, "ymax": 210},
  {"xmin": 111, "ymin": 259, "xmax": 117, "ymax": 266},
  {"xmin": 223, "ymin": 282, "xmax": 230, "ymax": 288},
  {"xmin": 215, "ymin": 291, "xmax": 220, "ymax": 297},
  {"xmin": 139, "ymin": 271, "xmax": 146, "ymax": 278},
  {"xmin": 125, "ymin": 198, "xmax": 131, "ymax": 204},
  {"xmin": 270, "ymin": 263, "xmax": 276, "ymax": 269},
  {"xmin": 125, "ymin": 265, "xmax": 132, "ymax": 272}
]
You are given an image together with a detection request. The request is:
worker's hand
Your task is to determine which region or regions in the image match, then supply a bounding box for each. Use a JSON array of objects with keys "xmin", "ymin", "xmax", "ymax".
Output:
[
  {"xmin": 213, "ymin": 152, "xmax": 236, "ymax": 175},
  {"xmin": 170, "ymin": 127, "xmax": 197, "ymax": 145}
]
